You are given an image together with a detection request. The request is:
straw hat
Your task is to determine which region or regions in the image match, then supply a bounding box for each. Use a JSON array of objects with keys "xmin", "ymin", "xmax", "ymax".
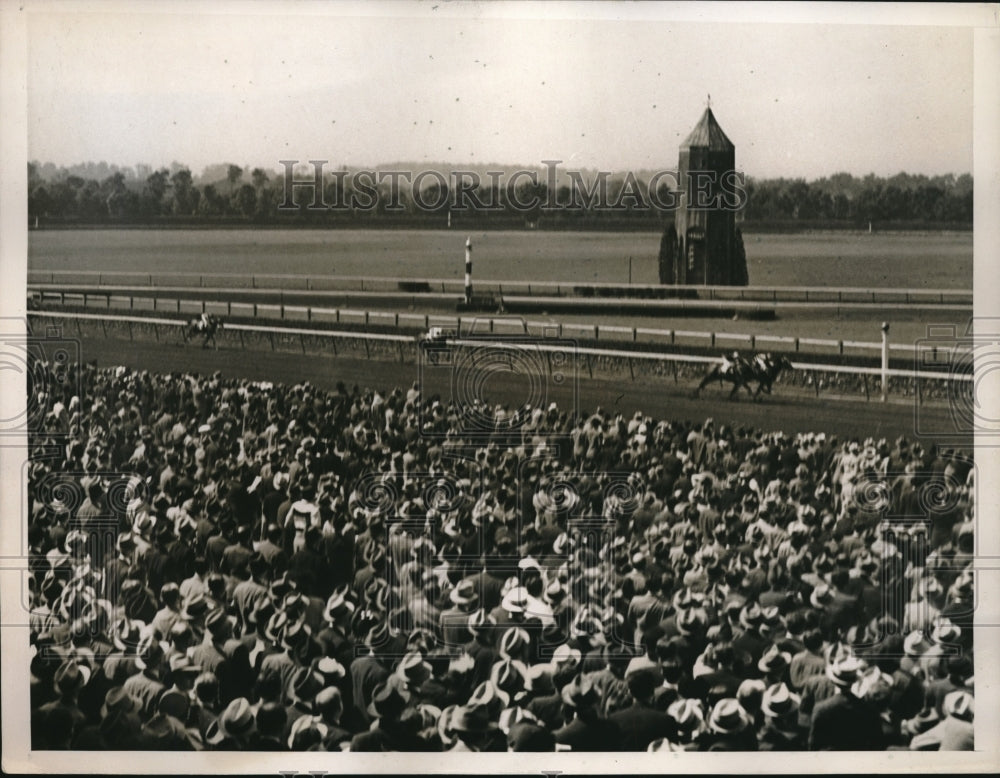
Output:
[
  {"xmin": 931, "ymin": 619, "xmax": 961, "ymax": 644},
  {"xmin": 850, "ymin": 667, "xmax": 893, "ymax": 702},
  {"xmin": 467, "ymin": 680, "xmax": 509, "ymax": 716},
  {"xmin": 758, "ymin": 645, "xmax": 792, "ymax": 675},
  {"xmin": 739, "ymin": 603, "xmax": 765, "ymax": 630},
  {"xmin": 707, "ymin": 698, "xmax": 752, "ymax": 734},
  {"xmin": 287, "ymin": 714, "xmax": 328, "ymax": 750},
  {"xmin": 490, "ymin": 659, "xmax": 529, "ymax": 702},
  {"xmin": 449, "ymin": 579, "xmax": 479, "ymax": 607},
  {"xmin": 760, "ymin": 683, "xmax": 801, "ymax": 718},
  {"xmin": 395, "ymin": 651, "xmax": 433, "ymax": 688},
  {"xmin": 668, "ymin": 698, "xmax": 706, "ymax": 734},
  {"xmin": 498, "ymin": 627, "xmax": 530, "ymax": 660},
  {"xmin": 825, "ymin": 655, "xmax": 864, "ymax": 687},
  {"xmin": 312, "ymin": 656, "xmax": 347, "ymax": 686},
  {"xmin": 54, "ymin": 659, "xmax": 91, "ymax": 693},
  {"xmin": 903, "ymin": 630, "xmax": 934, "ymax": 657},
  {"xmin": 205, "ymin": 697, "xmax": 256, "ymax": 745},
  {"xmin": 550, "ymin": 643, "xmax": 582, "ymax": 668},
  {"xmin": 901, "ymin": 707, "xmax": 941, "ymax": 736},
  {"xmin": 943, "ymin": 690, "xmax": 974, "ymax": 722},
  {"xmin": 501, "ymin": 586, "xmax": 530, "ymax": 615},
  {"xmin": 809, "ymin": 583, "xmax": 834, "ymax": 608}
]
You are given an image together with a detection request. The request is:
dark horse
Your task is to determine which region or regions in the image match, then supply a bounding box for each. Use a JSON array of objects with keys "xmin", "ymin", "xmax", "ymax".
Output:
[
  {"xmin": 183, "ymin": 313, "xmax": 222, "ymax": 349},
  {"xmin": 694, "ymin": 352, "xmax": 793, "ymax": 400},
  {"xmin": 694, "ymin": 353, "xmax": 755, "ymax": 399},
  {"xmin": 748, "ymin": 352, "xmax": 793, "ymax": 397}
]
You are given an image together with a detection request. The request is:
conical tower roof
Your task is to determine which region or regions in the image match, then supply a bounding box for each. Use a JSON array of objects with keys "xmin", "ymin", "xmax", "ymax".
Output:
[{"xmin": 680, "ymin": 107, "xmax": 734, "ymax": 151}]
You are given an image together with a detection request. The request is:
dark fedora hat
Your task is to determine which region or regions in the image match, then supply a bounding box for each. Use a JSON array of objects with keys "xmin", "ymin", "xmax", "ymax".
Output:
[
  {"xmin": 281, "ymin": 621, "xmax": 312, "ymax": 652},
  {"xmin": 366, "ymin": 677, "xmax": 410, "ymax": 720},
  {"xmin": 449, "ymin": 579, "xmax": 479, "ymax": 606},
  {"xmin": 100, "ymin": 686, "xmax": 139, "ymax": 719},
  {"xmin": 451, "ymin": 704, "xmax": 499, "ymax": 734},
  {"xmin": 288, "ymin": 667, "xmax": 324, "ymax": 706},
  {"xmin": 560, "ymin": 676, "xmax": 599, "ymax": 710}
]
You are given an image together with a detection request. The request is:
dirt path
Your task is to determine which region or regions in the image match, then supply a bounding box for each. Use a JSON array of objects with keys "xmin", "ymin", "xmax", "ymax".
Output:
[{"xmin": 69, "ymin": 334, "xmax": 970, "ymax": 450}]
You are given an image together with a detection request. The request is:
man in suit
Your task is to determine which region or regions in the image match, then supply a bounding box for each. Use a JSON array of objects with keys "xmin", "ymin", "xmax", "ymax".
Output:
[
  {"xmin": 553, "ymin": 676, "xmax": 622, "ymax": 751},
  {"xmin": 909, "ymin": 691, "xmax": 974, "ymax": 751},
  {"xmin": 440, "ymin": 580, "xmax": 479, "ymax": 648},
  {"xmin": 608, "ymin": 665, "xmax": 678, "ymax": 751},
  {"xmin": 808, "ymin": 657, "xmax": 885, "ymax": 750}
]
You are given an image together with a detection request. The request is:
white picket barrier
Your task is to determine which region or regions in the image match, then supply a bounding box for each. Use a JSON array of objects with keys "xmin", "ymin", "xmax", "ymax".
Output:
[{"xmin": 28, "ymin": 309, "xmax": 969, "ymax": 387}]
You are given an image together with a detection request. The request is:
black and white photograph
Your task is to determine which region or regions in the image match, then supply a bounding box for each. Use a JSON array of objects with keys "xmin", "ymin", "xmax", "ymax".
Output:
[{"xmin": 1, "ymin": 1, "xmax": 998, "ymax": 773}]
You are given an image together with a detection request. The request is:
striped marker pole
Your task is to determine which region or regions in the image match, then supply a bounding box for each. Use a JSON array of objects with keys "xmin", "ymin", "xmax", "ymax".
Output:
[{"xmin": 464, "ymin": 237, "xmax": 472, "ymax": 305}]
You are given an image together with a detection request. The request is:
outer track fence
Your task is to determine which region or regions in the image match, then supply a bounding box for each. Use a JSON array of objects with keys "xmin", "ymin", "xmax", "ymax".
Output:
[
  {"xmin": 31, "ymin": 290, "xmax": 972, "ymax": 365},
  {"xmin": 27, "ymin": 269, "xmax": 972, "ymax": 306},
  {"xmin": 28, "ymin": 310, "xmax": 969, "ymax": 405}
]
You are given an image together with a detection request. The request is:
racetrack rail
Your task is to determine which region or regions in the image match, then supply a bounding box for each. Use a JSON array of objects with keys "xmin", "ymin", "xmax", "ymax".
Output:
[{"xmin": 28, "ymin": 309, "xmax": 967, "ymax": 383}]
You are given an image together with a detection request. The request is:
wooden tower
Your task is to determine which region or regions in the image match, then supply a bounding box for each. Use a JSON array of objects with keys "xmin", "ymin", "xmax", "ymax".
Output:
[{"xmin": 659, "ymin": 104, "xmax": 748, "ymax": 286}]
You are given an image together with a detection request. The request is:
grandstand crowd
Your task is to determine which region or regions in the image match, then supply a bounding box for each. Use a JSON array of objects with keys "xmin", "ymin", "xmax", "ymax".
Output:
[{"xmin": 27, "ymin": 360, "xmax": 976, "ymax": 752}]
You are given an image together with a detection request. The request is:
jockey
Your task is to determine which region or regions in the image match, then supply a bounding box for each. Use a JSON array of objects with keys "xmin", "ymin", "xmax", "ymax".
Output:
[
  {"xmin": 721, "ymin": 351, "xmax": 741, "ymax": 374},
  {"xmin": 198, "ymin": 311, "xmax": 211, "ymax": 331}
]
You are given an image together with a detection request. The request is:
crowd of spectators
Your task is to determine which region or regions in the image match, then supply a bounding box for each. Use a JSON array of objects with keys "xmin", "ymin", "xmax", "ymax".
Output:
[{"xmin": 27, "ymin": 360, "xmax": 976, "ymax": 752}]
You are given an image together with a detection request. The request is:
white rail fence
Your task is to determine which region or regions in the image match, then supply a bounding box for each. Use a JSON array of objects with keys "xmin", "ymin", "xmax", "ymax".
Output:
[
  {"xmin": 32, "ymin": 290, "xmax": 971, "ymax": 363},
  {"xmin": 28, "ymin": 310, "xmax": 969, "ymax": 405},
  {"xmin": 28, "ymin": 269, "xmax": 972, "ymax": 305}
]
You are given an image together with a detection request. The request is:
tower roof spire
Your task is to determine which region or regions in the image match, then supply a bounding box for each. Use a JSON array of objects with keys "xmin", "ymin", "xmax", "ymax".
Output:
[{"xmin": 680, "ymin": 105, "xmax": 733, "ymax": 151}]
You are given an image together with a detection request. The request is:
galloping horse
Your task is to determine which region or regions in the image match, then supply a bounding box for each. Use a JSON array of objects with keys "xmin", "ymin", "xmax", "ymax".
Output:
[
  {"xmin": 694, "ymin": 352, "xmax": 756, "ymax": 400},
  {"xmin": 183, "ymin": 313, "xmax": 222, "ymax": 349},
  {"xmin": 694, "ymin": 352, "xmax": 793, "ymax": 400},
  {"xmin": 748, "ymin": 352, "xmax": 793, "ymax": 397}
]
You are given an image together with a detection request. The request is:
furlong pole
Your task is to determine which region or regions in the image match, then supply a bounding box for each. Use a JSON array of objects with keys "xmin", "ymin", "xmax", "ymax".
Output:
[{"xmin": 464, "ymin": 237, "xmax": 472, "ymax": 305}]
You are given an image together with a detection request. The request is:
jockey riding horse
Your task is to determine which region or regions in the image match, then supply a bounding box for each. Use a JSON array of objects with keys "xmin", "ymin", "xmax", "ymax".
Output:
[
  {"xmin": 748, "ymin": 352, "xmax": 793, "ymax": 397},
  {"xmin": 694, "ymin": 351, "xmax": 793, "ymax": 400},
  {"xmin": 694, "ymin": 351, "xmax": 755, "ymax": 399},
  {"xmin": 183, "ymin": 312, "xmax": 222, "ymax": 349}
]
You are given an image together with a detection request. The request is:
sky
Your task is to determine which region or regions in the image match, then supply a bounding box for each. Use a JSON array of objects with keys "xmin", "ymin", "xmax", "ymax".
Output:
[{"xmin": 23, "ymin": 1, "xmax": 981, "ymax": 180}]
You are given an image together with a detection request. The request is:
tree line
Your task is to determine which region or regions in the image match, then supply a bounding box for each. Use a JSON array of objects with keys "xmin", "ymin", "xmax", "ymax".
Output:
[{"xmin": 27, "ymin": 162, "xmax": 972, "ymax": 229}]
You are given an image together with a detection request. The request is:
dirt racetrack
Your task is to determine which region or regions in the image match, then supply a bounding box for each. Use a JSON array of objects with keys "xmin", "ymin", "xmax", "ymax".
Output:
[{"xmin": 69, "ymin": 333, "xmax": 971, "ymax": 451}]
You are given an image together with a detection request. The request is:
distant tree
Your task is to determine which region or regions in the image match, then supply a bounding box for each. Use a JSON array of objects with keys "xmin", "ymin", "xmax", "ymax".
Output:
[
  {"xmin": 102, "ymin": 172, "xmax": 130, "ymax": 219},
  {"xmin": 254, "ymin": 185, "xmax": 275, "ymax": 223},
  {"xmin": 170, "ymin": 168, "xmax": 195, "ymax": 215},
  {"xmin": 831, "ymin": 193, "xmax": 851, "ymax": 220},
  {"xmin": 198, "ymin": 183, "xmax": 222, "ymax": 216},
  {"xmin": 227, "ymin": 164, "xmax": 243, "ymax": 195},
  {"xmin": 140, "ymin": 168, "xmax": 170, "ymax": 218},
  {"xmin": 145, "ymin": 168, "xmax": 169, "ymax": 200},
  {"xmin": 952, "ymin": 173, "xmax": 973, "ymax": 197},
  {"xmin": 28, "ymin": 185, "xmax": 51, "ymax": 220},
  {"xmin": 106, "ymin": 188, "xmax": 138, "ymax": 221},
  {"xmin": 251, "ymin": 167, "xmax": 269, "ymax": 190},
  {"xmin": 28, "ymin": 162, "xmax": 43, "ymax": 191},
  {"xmin": 234, "ymin": 183, "xmax": 256, "ymax": 217},
  {"xmin": 77, "ymin": 179, "xmax": 105, "ymax": 220}
]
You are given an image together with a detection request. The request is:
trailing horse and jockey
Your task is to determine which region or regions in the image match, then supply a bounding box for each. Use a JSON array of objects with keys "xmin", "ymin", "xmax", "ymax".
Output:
[
  {"xmin": 750, "ymin": 352, "xmax": 793, "ymax": 397},
  {"xmin": 183, "ymin": 312, "xmax": 223, "ymax": 349},
  {"xmin": 694, "ymin": 351, "xmax": 792, "ymax": 400}
]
